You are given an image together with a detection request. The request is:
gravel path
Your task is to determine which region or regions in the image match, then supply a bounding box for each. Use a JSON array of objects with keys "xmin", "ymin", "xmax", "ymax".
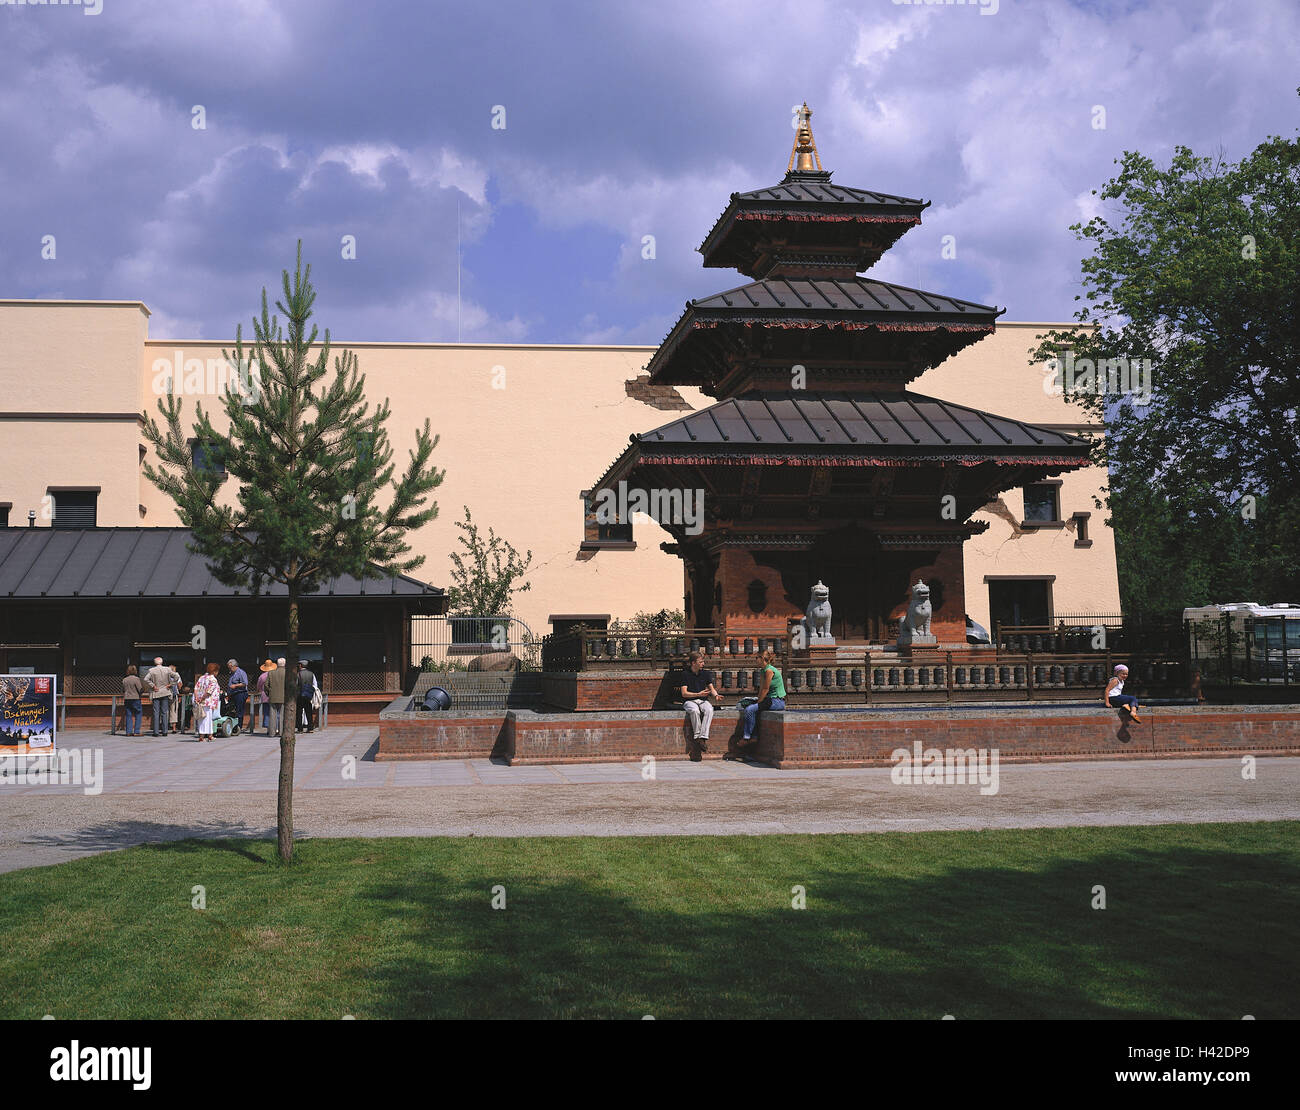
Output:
[{"xmin": 0, "ymin": 727, "xmax": 1295, "ymax": 872}]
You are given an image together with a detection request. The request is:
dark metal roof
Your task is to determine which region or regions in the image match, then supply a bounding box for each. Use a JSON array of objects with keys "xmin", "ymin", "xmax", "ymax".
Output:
[
  {"xmin": 698, "ymin": 170, "xmax": 929, "ymax": 266},
  {"xmin": 644, "ymin": 278, "xmax": 1002, "ymax": 387},
  {"xmin": 0, "ymin": 528, "xmax": 443, "ymax": 600},
  {"xmin": 632, "ymin": 392, "xmax": 1088, "ymax": 451},
  {"xmin": 689, "ymin": 277, "xmax": 998, "ymax": 316},
  {"xmin": 732, "ymin": 174, "xmax": 925, "ymax": 208}
]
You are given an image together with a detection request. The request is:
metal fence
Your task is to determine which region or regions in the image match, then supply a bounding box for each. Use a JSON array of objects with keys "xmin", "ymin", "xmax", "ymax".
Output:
[
  {"xmin": 410, "ymin": 615, "xmax": 541, "ymax": 680},
  {"xmin": 408, "ymin": 670, "xmax": 543, "ymax": 711},
  {"xmin": 995, "ymin": 618, "xmax": 1186, "ymax": 656}
]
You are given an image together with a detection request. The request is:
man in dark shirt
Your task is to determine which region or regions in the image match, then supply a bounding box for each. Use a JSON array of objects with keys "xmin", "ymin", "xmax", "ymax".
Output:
[
  {"xmin": 226, "ymin": 659, "xmax": 249, "ymax": 730},
  {"xmin": 297, "ymin": 661, "xmax": 318, "ymax": 732},
  {"xmin": 678, "ymin": 649, "xmax": 721, "ymax": 761}
]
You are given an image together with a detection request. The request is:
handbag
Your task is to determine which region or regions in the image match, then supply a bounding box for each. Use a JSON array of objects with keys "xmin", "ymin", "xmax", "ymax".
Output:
[{"xmin": 310, "ymin": 677, "xmax": 322, "ymax": 710}]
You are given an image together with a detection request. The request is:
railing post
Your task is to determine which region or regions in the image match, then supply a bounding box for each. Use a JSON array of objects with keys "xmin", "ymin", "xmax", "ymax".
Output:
[
  {"xmin": 1285, "ymin": 622, "xmax": 1291, "ymax": 689},
  {"xmin": 1026, "ymin": 652, "xmax": 1034, "ymax": 701},
  {"xmin": 945, "ymin": 651, "xmax": 953, "ymax": 703}
]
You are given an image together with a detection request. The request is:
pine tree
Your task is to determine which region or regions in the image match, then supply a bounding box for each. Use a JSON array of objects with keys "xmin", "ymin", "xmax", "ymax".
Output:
[{"xmin": 143, "ymin": 243, "xmax": 443, "ymax": 861}]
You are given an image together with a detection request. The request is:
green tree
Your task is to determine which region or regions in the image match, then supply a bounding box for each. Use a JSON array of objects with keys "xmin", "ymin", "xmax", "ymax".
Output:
[
  {"xmin": 445, "ymin": 507, "xmax": 533, "ymax": 617},
  {"xmin": 1033, "ymin": 116, "xmax": 1300, "ymax": 615},
  {"xmin": 143, "ymin": 244, "xmax": 444, "ymax": 861}
]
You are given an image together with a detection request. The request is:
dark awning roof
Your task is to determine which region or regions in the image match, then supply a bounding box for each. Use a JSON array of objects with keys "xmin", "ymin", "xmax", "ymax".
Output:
[
  {"xmin": 0, "ymin": 528, "xmax": 444, "ymax": 600},
  {"xmin": 689, "ymin": 277, "xmax": 997, "ymax": 316},
  {"xmin": 698, "ymin": 170, "xmax": 929, "ymax": 273},
  {"xmin": 731, "ymin": 178, "xmax": 925, "ymax": 207},
  {"xmin": 635, "ymin": 392, "xmax": 1087, "ymax": 449},
  {"xmin": 645, "ymin": 278, "xmax": 1002, "ymax": 387},
  {"xmin": 591, "ymin": 391, "xmax": 1092, "ymax": 491}
]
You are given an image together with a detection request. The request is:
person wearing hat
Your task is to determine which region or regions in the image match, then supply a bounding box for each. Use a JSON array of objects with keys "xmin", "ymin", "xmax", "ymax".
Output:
[
  {"xmin": 254, "ymin": 659, "xmax": 277, "ymax": 735},
  {"xmin": 296, "ymin": 660, "xmax": 319, "ymax": 733},
  {"xmin": 265, "ymin": 657, "xmax": 287, "ymax": 738},
  {"xmin": 1105, "ymin": 664, "xmax": 1141, "ymax": 723}
]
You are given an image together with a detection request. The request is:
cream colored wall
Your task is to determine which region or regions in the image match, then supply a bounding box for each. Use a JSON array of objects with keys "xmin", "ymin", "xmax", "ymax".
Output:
[
  {"xmin": 0, "ymin": 302, "xmax": 149, "ymax": 529},
  {"xmin": 0, "ymin": 302, "xmax": 1120, "ymax": 636},
  {"xmin": 911, "ymin": 322, "xmax": 1121, "ymax": 625},
  {"xmin": 137, "ymin": 339, "xmax": 704, "ymax": 636}
]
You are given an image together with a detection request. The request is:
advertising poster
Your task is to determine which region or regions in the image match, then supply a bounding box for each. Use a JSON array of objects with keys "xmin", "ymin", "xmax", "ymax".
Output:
[{"xmin": 0, "ymin": 675, "xmax": 57, "ymax": 754}]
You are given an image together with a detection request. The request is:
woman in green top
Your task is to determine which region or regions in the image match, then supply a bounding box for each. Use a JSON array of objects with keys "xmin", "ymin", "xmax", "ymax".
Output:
[{"xmin": 738, "ymin": 647, "xmax": 786, "ymax": 747}]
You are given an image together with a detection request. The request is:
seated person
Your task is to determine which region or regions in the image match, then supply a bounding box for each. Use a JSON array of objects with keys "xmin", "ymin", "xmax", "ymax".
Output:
[
  {"xmin": 1105, "ymin": 664, "xmax": 1141, "ymax": 723},
  {"xmin": 733, "ymin": 647, "xmax": 786, "ymax": 755},
  {"xmin": 677, "ymin": 649, "xmax": 722, "ymax": 758}
]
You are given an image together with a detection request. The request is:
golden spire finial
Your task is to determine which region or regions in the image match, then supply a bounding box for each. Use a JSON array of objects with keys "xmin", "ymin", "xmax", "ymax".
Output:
[{"xmin": 787, "ymin": 102, "xmax": 823, "ymax": 174}]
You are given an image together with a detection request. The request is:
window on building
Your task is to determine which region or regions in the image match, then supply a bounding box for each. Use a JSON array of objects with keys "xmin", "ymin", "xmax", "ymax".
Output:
[
  {"xmin": 989, "ymin": 579, "xmax": 1052, "ymax": 631},
  {"xmin": 1023, "ymin": 483, "xmax": 1061, "ymax": 523},
  {"xmin": 579, "ymin": 490, "xmax": 634, "ymax": 548},
  {"xmin": 51, "ymin": 490, "xmax": 97, "ymax": 529},
  {"xmin": 190, "ymin": 440, "xmax": 227, "ymax": 476},
  {"xmin": 0, "ymin": 504, "xmax": 9, "ymax": 527},
  {"xmin": 1072, "ymin": 511, "xmax": 1092, "ymax": 548}
]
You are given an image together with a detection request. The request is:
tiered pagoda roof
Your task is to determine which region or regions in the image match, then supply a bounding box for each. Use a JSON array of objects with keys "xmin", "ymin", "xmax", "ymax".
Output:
[
  {"xmin": 594, "ymin": 391, "xmax": 1089, "ymax": 493},
  {"xmin": 645, "ymin": 276, "xmax": 1001, "ymax": 393},
  {"xmin": 587, "ymin": 103, "xmax": 1091, "ymax": 534}
]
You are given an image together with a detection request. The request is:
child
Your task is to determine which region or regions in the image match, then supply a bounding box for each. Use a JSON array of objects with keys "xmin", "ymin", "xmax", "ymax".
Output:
[{"xmin": 1105, "ymin": 664, "xmax": 1141, "ymax": 723}]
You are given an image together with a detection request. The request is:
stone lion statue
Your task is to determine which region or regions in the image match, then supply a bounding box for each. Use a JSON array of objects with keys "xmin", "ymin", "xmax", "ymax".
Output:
[
  {"xmin": 805, "ymin": 580, "xmax": 833, "ymax": 642},
  {"xmin": 898, "ymin": 580, "xmax": 935, "ymax": 646}
]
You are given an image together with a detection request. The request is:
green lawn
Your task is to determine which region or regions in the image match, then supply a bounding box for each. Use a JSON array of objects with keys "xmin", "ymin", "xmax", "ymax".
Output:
[{"xmin": 1, "ymin": 823, "xmax": 1296, "ymax": 1019}]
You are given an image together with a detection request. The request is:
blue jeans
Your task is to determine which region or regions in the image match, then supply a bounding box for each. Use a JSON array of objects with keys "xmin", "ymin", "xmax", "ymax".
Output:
[
  {"xmin": 124, "ymin": 699, "xmax": 142, "ymax": 735},
  {"xmin": 1111, "ymin": 694, "xmax": 1138, "ymax": 711},
  {"xmin": 231, "ymin": 691, "xmax": 248, "ymax": 727},
  {"xmin": 742, "ymin": 696, "xmax": 785, "ymax": 740}
]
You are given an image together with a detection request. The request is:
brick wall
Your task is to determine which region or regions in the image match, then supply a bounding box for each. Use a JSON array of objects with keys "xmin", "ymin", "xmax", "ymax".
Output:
[
  {"xmin": 508, "ymin": 711, "xmax": 747, "ymax": 764},
  {"xmin": 376, "ymin": 715, "xmax": 508, "ymax": 760},
  {"xmin": 753, "ymin": 707, "xmax": 1300, "ymax": 768},
  {"xmin": 377, "ymin": 703, "xmax": 1300, "ymax": 767},
  {"xmin": 542, "ymin": 671, "xmax": 676, "ymax": 711}
]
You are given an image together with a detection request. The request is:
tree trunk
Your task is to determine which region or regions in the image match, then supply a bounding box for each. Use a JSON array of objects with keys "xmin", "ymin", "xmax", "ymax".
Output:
[{"xmin": 278, "ymin": 589, "xmax": 299, "ymax": 862}]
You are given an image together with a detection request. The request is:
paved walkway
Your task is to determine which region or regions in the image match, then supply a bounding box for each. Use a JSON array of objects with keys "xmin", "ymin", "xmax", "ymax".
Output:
[{"xmin": 0, "ymin": 727, "xmax": 1296, "ymax": 873}]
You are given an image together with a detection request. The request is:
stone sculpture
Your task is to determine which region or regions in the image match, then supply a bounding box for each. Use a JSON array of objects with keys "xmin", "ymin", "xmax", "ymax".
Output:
[
  {"xmin": 898, "ymin": 580, "xmax": 937, "ymax": 647},
  {"xmin": 805, "ymin": 580, "xmax": 834, "ymax": 645}
]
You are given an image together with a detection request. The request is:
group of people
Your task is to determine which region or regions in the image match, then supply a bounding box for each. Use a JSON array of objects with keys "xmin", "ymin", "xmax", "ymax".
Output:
[
  {"xmin": 675, "ymin": 647, "xmax": 786, "ymax": 762},
  {"xmin": 121, "ymin": 657, "xmax": 324, "ymax": 739},
  {"xmin": 676, "ymin": 652, "xmax": 1142, "ymax": 758}
]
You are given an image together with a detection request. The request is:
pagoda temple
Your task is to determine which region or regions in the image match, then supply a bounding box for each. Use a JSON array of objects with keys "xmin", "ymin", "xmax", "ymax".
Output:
[{"xmin": 589, "ymin": 105, "xmax": 1091, "ymax": 647}]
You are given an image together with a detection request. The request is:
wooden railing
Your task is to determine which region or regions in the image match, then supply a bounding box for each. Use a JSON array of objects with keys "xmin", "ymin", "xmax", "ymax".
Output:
[
  {"xmin": 539, "ymin": 630, "xmax": 1190, "ymax": 703},
  {"xmin": 771, "ymin": 653, "xmax": 1187, "ymax": 703},
  {"xmin": 542, "ymin": 628, "xmax": 790, "ymax": 672}
]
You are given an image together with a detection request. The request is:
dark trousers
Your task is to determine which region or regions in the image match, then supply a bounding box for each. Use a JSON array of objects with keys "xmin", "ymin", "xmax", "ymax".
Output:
[
  {"xmin": 1111, "ymin": 694, "xmax": 1139, "ymax": 711},
  {"xmin": 297, "ymin": 695, "xmax": 314, "ymax": 731},
  {"xmin": 151, "ymin": 696, "xmax": 172, "ymax": 736},
  {"xmin": 231, "ymin": 691, "xmax": 248, "ymax": 727},
  {"xmin": 124, "ymin": 699, "xmax": 143, "ymax": 735}
]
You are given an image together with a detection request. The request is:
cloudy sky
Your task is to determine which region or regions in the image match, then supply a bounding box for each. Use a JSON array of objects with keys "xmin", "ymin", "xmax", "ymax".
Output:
[{"xmin": 2, "ymin": 0, "xmax": 1296, "ymax": 344}]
